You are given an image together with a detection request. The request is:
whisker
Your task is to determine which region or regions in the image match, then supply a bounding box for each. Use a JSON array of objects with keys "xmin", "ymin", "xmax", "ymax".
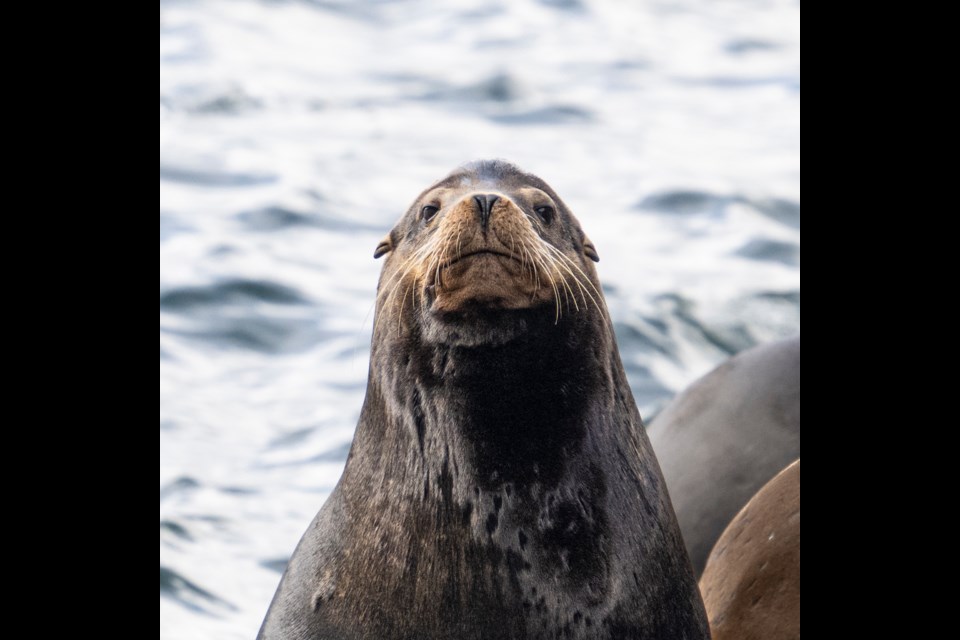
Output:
[{"xmin": 543, "ymin": 244, "xmax": 607, "ymax": 320}]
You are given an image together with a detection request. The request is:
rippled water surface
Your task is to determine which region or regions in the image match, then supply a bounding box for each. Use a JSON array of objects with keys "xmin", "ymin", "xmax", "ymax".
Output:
[{"xmin": 159, "ymin": 1, "xmax": 800, "ymax": 637}]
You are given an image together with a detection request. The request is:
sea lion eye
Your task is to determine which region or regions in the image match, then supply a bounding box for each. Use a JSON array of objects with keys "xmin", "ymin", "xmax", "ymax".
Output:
[
  {"xmin": 421, "ymin": 205, "xmax": 440, "ymax": 222},
  {"xmin": 534, "ymin": 206, "xmax": 555, "ymax": 224}
]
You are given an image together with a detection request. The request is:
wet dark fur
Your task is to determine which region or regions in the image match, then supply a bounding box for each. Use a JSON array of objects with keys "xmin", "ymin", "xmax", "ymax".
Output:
[{"xmin": 259, "ymin": 161, "xmax": 710, "ymax": 640}]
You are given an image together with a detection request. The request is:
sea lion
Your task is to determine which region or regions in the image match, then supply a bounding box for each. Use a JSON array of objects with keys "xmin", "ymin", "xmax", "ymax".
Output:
[
  {"xmin": 700, "ymin": 459, "xmax": 801, "ymax": 640},
  {"xmin": 258, "ymin": 160, "xmax": 710, "ymax": 640},
  {"xmin": 649, "ymin": 337, "xmax": 801, "ymax": 576}
]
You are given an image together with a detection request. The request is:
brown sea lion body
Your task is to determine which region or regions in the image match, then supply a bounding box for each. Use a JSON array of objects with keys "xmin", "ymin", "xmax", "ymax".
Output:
[
  {"xmin": 700, "ymin": 459, "xmax": 801, "ymax": 640},
  {"xmin": 258, "ymin": 160, "xmax": 709, "ymax": 640}
]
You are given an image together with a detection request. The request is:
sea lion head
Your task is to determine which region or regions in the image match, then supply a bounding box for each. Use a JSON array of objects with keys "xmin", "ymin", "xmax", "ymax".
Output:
[{"xmin": 374, "ymin": 160, "xmax": 603, "ymax": 347}]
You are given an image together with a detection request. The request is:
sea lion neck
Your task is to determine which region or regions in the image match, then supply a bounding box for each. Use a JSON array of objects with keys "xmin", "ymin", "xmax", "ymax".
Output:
[{"xmin": 361, "ymin": 311, "xmax": 612, "ymax": 491}]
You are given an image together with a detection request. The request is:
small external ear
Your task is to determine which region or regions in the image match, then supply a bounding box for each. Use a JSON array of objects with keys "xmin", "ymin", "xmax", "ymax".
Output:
[
  {"xmin": 374, "ymin": 235, "xmax": 394, "ymax": 260},
  {"xmin": 584, "ymin": 238, "xmax": 600, "ymax": 263}
]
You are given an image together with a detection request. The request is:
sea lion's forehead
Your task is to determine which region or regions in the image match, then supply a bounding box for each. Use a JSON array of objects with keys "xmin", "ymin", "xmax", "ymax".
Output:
[
  {"xmin": 435, "ymin": 161, "xmax": 537, "ymax": 188},
  {"xmin": 423, "ymin": 169, "xmax": 553, "ymax": 203},
  {"xmin": 432, "ymin": 172, "xmax": 510, "ymax": 192},
  {"xmin": 420, "ymin": 184, "xmax": 552, "ymax": 205}
]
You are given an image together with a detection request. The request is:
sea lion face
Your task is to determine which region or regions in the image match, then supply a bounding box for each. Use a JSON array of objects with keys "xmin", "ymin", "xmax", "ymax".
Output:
[{"xmin": 375, "ymin": 161, "xmax": 602, "ymax": 346}]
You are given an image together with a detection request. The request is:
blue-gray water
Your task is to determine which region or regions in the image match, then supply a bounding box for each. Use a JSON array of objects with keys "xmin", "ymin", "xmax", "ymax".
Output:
[{"xmin": 159, "ymin": 1, "xmax": 800, "ymax": 637}]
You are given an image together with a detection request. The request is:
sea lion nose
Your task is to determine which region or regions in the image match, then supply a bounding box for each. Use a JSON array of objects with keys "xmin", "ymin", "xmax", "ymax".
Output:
[{"xmin": 473, "ymin": 194, "xmax": 501, "ymax": 228}]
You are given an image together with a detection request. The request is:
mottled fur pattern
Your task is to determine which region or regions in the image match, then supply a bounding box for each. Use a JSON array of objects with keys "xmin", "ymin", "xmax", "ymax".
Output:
[{"xmin": 259, "ymin": 161, "xmax": 710, "ymax": 640}]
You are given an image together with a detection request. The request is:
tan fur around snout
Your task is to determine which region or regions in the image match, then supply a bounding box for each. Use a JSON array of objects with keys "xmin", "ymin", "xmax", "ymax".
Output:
[
  {"xmin": 428, "ymin": 193, "xmax": 554, "ymax": 314},
  {"xmin": 375, "ymin": 191, "xmax": 604, "ymax": 327}
]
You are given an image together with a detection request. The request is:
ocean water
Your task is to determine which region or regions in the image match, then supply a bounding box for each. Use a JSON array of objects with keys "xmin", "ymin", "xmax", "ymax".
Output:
[{"xmin": 159, "ymin": 1, "xmax": 801, "ymax": 638}]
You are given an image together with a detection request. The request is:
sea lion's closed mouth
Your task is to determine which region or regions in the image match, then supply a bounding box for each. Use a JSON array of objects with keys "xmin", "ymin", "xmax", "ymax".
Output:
[{"xmin": 443, "ymin": 249, "xmax": 519, "ymax": 269}]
